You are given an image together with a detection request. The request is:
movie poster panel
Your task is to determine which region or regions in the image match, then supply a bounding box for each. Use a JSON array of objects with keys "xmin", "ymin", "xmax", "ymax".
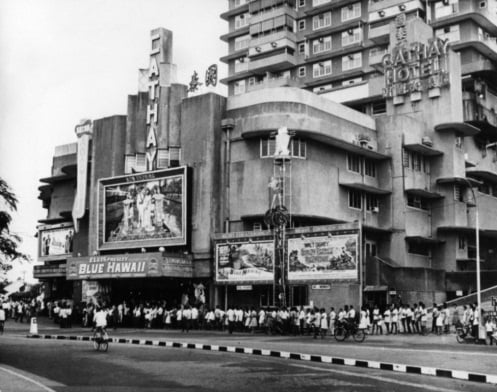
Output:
[
  {"xmin": 39, "ymin": 226, "xmax": 74, "ymax": 257},
  {"xmin": 102, "ymin": 169, "xmax": 186, "ymax": 246},
  {"xmin": 287, "ymin": 234, "xmax": 358, "ymax": 281},
  {"xmin": 216, "ymin": 241, "xmax": 274, "ymax": 282}
]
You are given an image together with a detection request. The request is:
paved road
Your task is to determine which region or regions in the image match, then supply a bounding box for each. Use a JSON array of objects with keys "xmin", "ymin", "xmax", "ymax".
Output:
[
  {"xmin": 0, "ymin": 335, "xmax": 495, "ymax": 392},
  {"xmin": 4, "ymin": 317, "xmax": 496, "ymax": 376}
]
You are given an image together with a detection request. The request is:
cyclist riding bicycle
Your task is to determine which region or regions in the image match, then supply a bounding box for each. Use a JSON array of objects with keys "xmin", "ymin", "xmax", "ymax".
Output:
[{"xmin": 93, "ymin": 306, "xmax": 108, "ymax": 339}]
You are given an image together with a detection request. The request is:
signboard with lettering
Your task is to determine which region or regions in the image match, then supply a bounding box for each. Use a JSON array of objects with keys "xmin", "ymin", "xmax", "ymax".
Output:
[
  {"xmin": 39, "ymin": 224, "xmax": 74, "ymax": 258},
  {"xmin": 215, "ymin": 240, "xmax": 275, "ymax": 283},
  {"xmin": 33, "ymin": 264, "xmax": 67, "ymax": 278},
  {"xmin": 99, "ymin": 167, "xmax": 188, "ymax": 250},
  {"xmin": 66, "ymin": 253, "xmax": 193, "ymax": 280},
  {"xmin": 287, "ymin": 232, "xmax": 358, "ymax": 281},
  {"xmin": 381, "ymin": 14, "xmax": 450, "ymax": 100}
]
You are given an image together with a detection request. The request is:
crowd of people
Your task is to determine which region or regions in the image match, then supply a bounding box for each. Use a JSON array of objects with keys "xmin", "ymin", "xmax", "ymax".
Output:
[{"xmin": 2, "ymin": 297, "xmax": 496, "ymax": 344}]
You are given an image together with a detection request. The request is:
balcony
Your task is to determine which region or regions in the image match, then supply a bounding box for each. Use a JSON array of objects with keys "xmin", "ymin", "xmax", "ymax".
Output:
[
  {"xmin": 431, "ymin": 1, "xmax": 497, "ymax": 36},
  {"xmin": 246, "ymin": 76, "xmax": 301, "ymax": 92},
  {"xmin": 368, "ymin": 23, "xmax": 390, "ymax": 44},
  {"xmin": 248, "ymin": 36, "xmax": 296, "ymax": 57},
  {"xmin": 463, "ymin": 96, "xmax": 497, "ymax": 141},
  {"xmin": 466, "ymin": 152, "xmax": 497, "ymax": 184},
  {"xmin": 248, "ymin": 52, "xmax": 297, "ymax": 73},
  {"xmin": 250, "ymin": 30, "xmax": 296, "ymax": 48},
  {"xmin": 249, "ymin": 4, "xmax": 297, "ymax": 25}
]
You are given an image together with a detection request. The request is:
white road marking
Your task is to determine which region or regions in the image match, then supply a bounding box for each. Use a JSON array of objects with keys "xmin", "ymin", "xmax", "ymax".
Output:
[
  {"xmin": 0, "ymin": 366, "xmax": 58, "ymax": 392},
  {"xmin": 288, "ymin": 363, "xmax": 464, "ymax": 392}
]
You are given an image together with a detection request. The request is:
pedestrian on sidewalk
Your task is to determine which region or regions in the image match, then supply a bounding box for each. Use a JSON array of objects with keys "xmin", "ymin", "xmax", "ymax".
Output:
[
  {"xmin": 0, "ymin": 303, "xmax": 5, "ymax": 335},
  {"xmin": 484, "ymin": 316, "xmax": 496, "ymax": 345},
  {"xmin": 383, "ymin": 306, "xmax": 391, "ymax": 334}
]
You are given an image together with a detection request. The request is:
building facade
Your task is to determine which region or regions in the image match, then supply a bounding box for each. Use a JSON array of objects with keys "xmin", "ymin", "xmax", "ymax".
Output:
[{"xmin": 35, "ymin": 3, "xmax": 497, "ymax": 311}]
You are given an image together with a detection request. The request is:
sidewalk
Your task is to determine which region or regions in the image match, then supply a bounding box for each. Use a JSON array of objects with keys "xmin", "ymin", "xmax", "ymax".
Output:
[{"xmin": 5, "ymin": 317, "xmax": 497, "ymax": 383}]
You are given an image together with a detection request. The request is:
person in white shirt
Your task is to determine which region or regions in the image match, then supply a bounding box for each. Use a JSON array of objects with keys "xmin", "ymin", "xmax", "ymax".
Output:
[
  {"xmin": 191, "ymin": 306, "xmax": 199, "ymax": 330},
  {"xmin": 226, "ymin": 307, "xmax": 235, "ymax": 334},
  {"xmin": 182, "ymin": 306, "xmax": 192, "ymax": 333},
  {"xmin": 0, "ymin": 303, "xmax": 5, "ymax": 334},
  {"xmin": 93, "ymin": 307, "xmax": 108, "ymax": 337}
]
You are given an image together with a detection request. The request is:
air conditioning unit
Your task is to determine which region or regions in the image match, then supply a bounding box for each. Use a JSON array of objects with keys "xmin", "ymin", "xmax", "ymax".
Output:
[
  {"xmin": 372, "ymin": 206, "xmax": 379, "ymax": 213},
  {"xmin": 256, "ymin": 46, "xmax": 261, "ymax": 52},
  {"xmin": 399, "ymin": 4, "xmax": 406, "ymax": 11},
  {"xmin": 348, "ymin": 29, "xmax": 354, "ymax": 35},
  {"xmin": 271, "ymin": 42, "xmax": 278, "ymax": 48},
  {"xmin": 239, "ymin": 57, "xmax": 245, "ymax": 62},
  {"xmin": 421, "ymin": 136, "xmax": 433, "ymax": 147},
  {"xmin": 348, "ymin": 54, "xmax": 355, "ymax": 60},
  {"xmin": 379, "ymin": 10, "xmax": 386, "ymax": 17},
  {"xmin": 479, "ymin": 1, "xmax": 487, "ymax": 9},
  {"xmin": 442, "ymin": 0, "xmax": 449, "ymax": 5},
  {"xmin": 319, "ymin": 37, "xmax": 324, "ymax": 43}
]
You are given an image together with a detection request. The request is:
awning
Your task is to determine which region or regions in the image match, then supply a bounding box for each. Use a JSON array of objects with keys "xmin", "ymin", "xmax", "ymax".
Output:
[
  {"xmin": 364, "ymin": 285, "xmax": 388, "ymax": 292},
  {"xmin": 339, "ymin": 182, "xmax": 391, "ymax": 195},
  {"xmin": 405, "ymin": 188, "xmax": 443, "ymax": 199},
  {"xmin": 403, "ymin": 143, "xmax": 443, "ymax": 157},
  {"xmin": 434, "ymin": 122, "xmax": 480, "ymax": 136},
  {"xmin": 405, "ymin": 236, "xmax": 444, "ymax": 245},
  {"xmin": 436, "ymin": 176, "xmax": 482, "ymax": 186}
]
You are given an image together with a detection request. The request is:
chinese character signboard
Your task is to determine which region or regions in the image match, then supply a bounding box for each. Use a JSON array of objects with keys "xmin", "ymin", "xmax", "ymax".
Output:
[
  {"xmin": 287, "ymin": 233, "xmax": 358, "ymax": 281},
  {"xmin": 99, "ymin": 167, "xmax": 188, "ymax": 250},
  {"xmin": 215, "ymin": 240, "xmax": 275, "ymax": 283}
]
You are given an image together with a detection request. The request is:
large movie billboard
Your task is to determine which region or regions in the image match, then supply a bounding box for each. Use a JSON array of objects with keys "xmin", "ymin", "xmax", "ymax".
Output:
[
  {"xmin": 39, "ymin": 225, "xmax": 74, "ymax": 257},
  {"xmin": 287, "ymin": 233, "xmax": 358, "ymax": 281},
  {"xmin": 100, "ymin": 167, "xmax": 187, "ymax": 249},
  {"xmin": 216, "ymin": 241, "xmax": 274, "ymax": 283}
]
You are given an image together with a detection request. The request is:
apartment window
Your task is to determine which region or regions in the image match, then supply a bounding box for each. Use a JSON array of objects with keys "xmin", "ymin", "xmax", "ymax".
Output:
[
  {"xmin": 402, "ymin": 150, "xmax": 410, "ymax": 167},
  {"xmin": 157, "ymin": 149, "xmax": 169, "ymax": 169},
  {"xmin": 408, "ymin": 242, "xmax": 430, "ymax": 256},
  {"xmin": 404, "ymin": 150, "xmax": 429, "ymax": 173},
  {"xmin": 298, "ymin": 0, "xmax": 306, "ymax": 7},
  {"xmin": 298, "ymin": 19, "xmax": 306, "ymax": 31},
  {"xmin": 365, "ymin": 194, "xmax": 378, "ymax": 211},
  {"xmin": 261, "ymin": 138, "xmax": 307, "ymax": 158},
  {"xmin": 313, "ymin": 60, "xmax": 332, "ymax": 77},
  {"xmin": 235, "ymin": 13, "xmax": 250, "ymax": 30},
  {"xmin": 407, "ymin": 195, "xmax": 428, "ymax": 210},
  {"xmin": 234, "ymin": 35, "xmax": 250, "ymax": 51},
  {"xmin": 347, "ymin": 154, "xmax": 361, "ymax": 173},
  {"xmin": 253, "ymin": 222, "xmax": 263, "ymax": 231},
  {"xmin": 342, "ymin": 53, "xmax": 362, "ymax": 71},
  {"xmin": 313, "ymin": 0, "xmax": 331, "ymax": 6},
  {"xmin": 341, "ymin": 2, "xmax": 361, "ymax": 21},
  {"xmin": 349, "ymin": 190, "xmax": 362, "ymax": 209},
  {"xmin": 312, "ymin": 36, "xmax": 332, "ymax": 54},
  {"xmin": 298, "ymin": 66, "xmax": 306, "ymax": 77},
  {"xmin": 458, "ymin": 235, "xmax": 466, "ymax": 250},
  {"xmin": 341, "ymin": 28, "xmax": 361, "ymax": 46},
  {"xmin": 312, "ymin": 12, "xmax": 332, "ymax": 30},
  {"xmin": 124, "ymin": 155, "xmax": 135, "ymax": 174},
  {"xmin": 234, "ymin": 79, "xmax": 246, "ymax": 95},
  {"xmin": 364, "ymin": 159, "xmax": 376, "ymax": 177},
  {"xmin": 454, "ymin": 184, "xmax": 464, "ymax": 202},
  {"xmin": 372, "ymin": 100, "xmax": 386, "ymax": 115}
]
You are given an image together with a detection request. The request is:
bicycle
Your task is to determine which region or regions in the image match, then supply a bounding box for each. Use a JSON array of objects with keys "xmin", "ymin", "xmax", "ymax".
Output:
[
  {"xmin": 334, "ymin": 320, "xmax": 366, "ymax": 343},
  {"xmin": 93, "ymin": 327, "xmax": 110, "ymax": 352},
  {"xmin": 456, "ymin": 324, "xmax": 479, "ymax": 344}
]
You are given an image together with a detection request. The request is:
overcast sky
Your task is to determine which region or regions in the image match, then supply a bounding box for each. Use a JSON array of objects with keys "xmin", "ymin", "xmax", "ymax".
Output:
[{"xmin": 0, "ymin": 0, "xmax": 228, "ymax": 282}]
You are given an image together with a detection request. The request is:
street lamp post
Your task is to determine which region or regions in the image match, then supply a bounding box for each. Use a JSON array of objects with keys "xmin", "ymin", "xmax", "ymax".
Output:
[{"xmin": 465, "ymin": 180, "xmax": 482, "ymax": 339}]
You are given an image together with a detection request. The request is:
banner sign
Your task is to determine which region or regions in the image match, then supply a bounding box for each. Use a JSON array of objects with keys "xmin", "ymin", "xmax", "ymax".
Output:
[
  {"xmin": 215, "ymin": 240, "xmax": 274, "ymax": 283},
  {"xmin": 33, "ymin": 264, "xmax": 67, "ymax": 278},
  {"xmin": 99, "ymin": 167, "xmax": 188, "ymax": 249},
  {"xmin": 39, "ymin": 226, "xmax": 74, "ymax": 257},
  {"xmin": 66, "ymin": 253, "xmax": 192, "ymax": 280},
  {"xmin": 287, "ymin": 233, "xmax": 358, "ymax": 281}
]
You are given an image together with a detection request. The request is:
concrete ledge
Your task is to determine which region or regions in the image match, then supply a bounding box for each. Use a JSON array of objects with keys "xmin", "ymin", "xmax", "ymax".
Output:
[{"xmin": 27, "ymin": 334, "xmax": 497, "ymax": 385}]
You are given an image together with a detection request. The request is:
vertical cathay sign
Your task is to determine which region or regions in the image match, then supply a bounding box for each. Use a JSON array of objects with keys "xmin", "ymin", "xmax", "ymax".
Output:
[{"xmin": 146, "ymin": 33, "xmax": 161, "ymax": 171}]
